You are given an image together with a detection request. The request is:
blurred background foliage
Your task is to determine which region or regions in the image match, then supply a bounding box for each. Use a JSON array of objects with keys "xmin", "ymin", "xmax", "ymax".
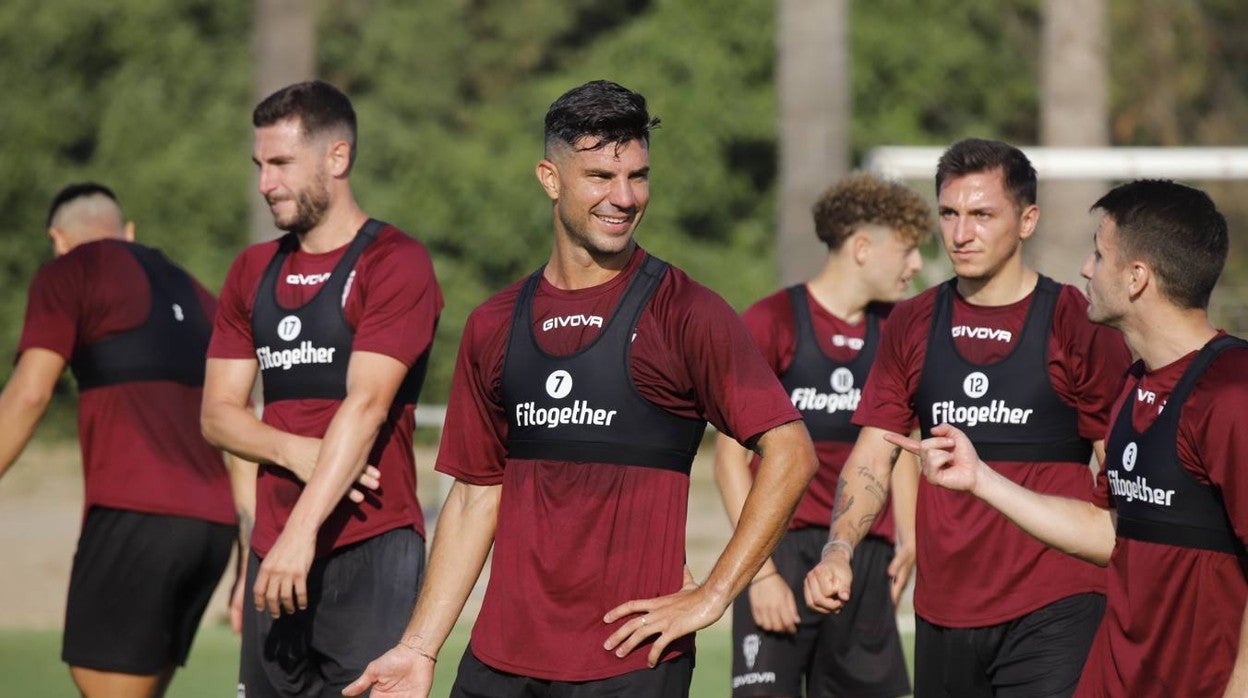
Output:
[{"xmin": 2, "ymin": 0, "xmax": 1247, "ymax": 425}]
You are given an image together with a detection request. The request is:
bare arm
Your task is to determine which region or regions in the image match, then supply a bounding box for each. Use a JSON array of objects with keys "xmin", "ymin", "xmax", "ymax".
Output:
[
  {"xmin": 0, "ymin": 349, "xmax": 65, "ymax": 480},
  {"xmin": 887, "ymin": 443, "xmax": 919, "ymax": 604},
  {"xmin": 344, "ymin": 480, "xmax": 502, "ymax": 698},
  {"xmin": 711, "ymin": 432, "xmax": 779, "ymax": 578},
  {"xmin": 712, "ymin": 431, "xmax": 799, "ymax": 633},
  {"xmin": 887, "ymin": 424, "xmax": 1116, "ymax": 565},
  {"xmin": 604, "ymin": 420, "xmax": 816, "ymax": 666},
  {"xmin": 831, "ymin": 426, "xmax": 899, "ymax": 548},
  {"xmin": 252, "ymin": 350, "xmax": 408, "ymax": 616},
  {"xmin": 803, "ymin": 426, "xmax": 899, "ymax": 613},
  {"xmin": 227, "ymin": 453, "xmax": 258, "ymax": 633},
  {"xmin": 202, "ymin": 357, "xmax": 320, "ymax": 476}
]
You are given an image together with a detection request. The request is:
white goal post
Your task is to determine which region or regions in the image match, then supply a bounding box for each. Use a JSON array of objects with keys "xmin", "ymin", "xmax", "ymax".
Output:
[{"xmin": 863, "ymin": 146, "xmax": 1248, "ymax": 181}]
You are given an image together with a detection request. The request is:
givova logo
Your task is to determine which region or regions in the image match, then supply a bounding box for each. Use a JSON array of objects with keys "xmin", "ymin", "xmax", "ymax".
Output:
[
  {"xmin": 831, "ymin": 333, "xmax": 864, "ymax": 350},
  {"xmin": 172, "ymin": 303, "xmax": 184, "ymax": 322}
]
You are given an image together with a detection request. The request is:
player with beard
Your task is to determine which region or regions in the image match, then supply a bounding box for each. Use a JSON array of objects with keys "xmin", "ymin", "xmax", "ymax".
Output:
[
  {"xmin": 804, "ymin": 139, "xmax": 1132, "ymax": 697},
  {"xmin": 345, "ymin": 80, "xmax": 817, "ymax": 698},
  {"xmin": 715, "ymin": 173, "xmax": 931, "ymax": 698},
  {"xmin": 889, "ymin": 180, "xmax": 1248, "ymax": 697},
  {"xmin": 202, "ymin": 80, "xmax": 443, "ymax": 698}
]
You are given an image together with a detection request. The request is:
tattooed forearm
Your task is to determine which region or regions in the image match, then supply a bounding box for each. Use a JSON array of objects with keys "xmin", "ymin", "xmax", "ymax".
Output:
[
  {"xmin": 857, "ymin": 464, "xmax": 889, "ymax": 505},
  {"xmin": 830, "ymin": 470, "xmax": 881, "ymax": 542}
]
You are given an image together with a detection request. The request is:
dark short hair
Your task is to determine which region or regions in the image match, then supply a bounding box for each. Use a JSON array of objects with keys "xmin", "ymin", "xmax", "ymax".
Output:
[
  {"xmin": 1091, "ymin": 180, "xmax": 1228, "ymax": 310},
  {"xmin": 253, "ymin": 80, "xmax": 358, "ymax": 172},
  {"xmin": 813, "ymin": 173, "xmax": 933, "ymax": 250},
  {"xmin": 544, "ymin": 80, "xmax": 660, "ymax": 154},
  {"xmin": 935, "ymin": 138, "xmax": 1037, "ymax": 211},
  {"xmin": 47, "ymin": 182, "xmax": 119, "ymax": 228}
]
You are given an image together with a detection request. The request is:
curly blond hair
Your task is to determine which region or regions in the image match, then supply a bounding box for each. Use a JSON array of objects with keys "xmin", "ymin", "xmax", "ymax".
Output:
[{"xmin": 812, "ymin": 172, "xmax": 933, "ymax": 250}]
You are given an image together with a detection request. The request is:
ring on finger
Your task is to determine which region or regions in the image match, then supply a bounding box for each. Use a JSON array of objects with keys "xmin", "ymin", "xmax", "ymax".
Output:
[{"xmin": 640, "ymin": 615, "xmax": 648, "ymax": 625}]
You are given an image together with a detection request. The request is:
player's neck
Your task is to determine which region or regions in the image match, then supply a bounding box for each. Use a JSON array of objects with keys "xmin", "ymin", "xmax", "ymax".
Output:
[
  {"xmin": 544, "ymin": 239, "xmax": 637, "ymax": 291},
  {"xmin": 297, "ymin": 197, "xmax": 368, "ymax": 254},
  {"xmin": 955, "ymin": 260, "xmax": 1037, "ymax": 307},
  {"xmin": 1121, "ymin": 304, "xmax": 1218, "ymax": 371},
  {"xmin": 806, "ymin": 255, "xmax": 871, "ymax": 323}
]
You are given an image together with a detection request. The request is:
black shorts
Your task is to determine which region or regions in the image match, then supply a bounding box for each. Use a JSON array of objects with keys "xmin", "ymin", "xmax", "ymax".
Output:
[
  {"xmin": 61, "ymin": 506, "xmax": 236, "ymax": 674},
  {"xmin": 238, "ymin": 526, "xmax": 425, "ymax": 698},
  {"xmin": 730, "ymin": 528, "xmax": 910, "ymax": 697},
  {"xmin": 914, "ymin": 592, "xmax": 1105, "ymax": 698},
  {"xmin": 450, "ymin": 646, "xmax": 694, "ymax": 698}
]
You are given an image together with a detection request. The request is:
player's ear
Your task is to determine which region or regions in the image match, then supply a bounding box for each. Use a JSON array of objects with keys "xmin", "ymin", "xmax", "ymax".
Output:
[
  {"xmin": 1127, "ymin": 261, "xmax": 1150, "ymax": 298},
  {"xmin": 1018, "ymin": 203, "xmax": 1040, "ymax": 241},
  {"xmin": 48, "ymin": 227, "xmax": 72, "ymax": 257},
  {"xmin": 851, "ymin": 230, "xmax": 871, "ymax": 266},
  {"xmin": 326, "ymin": 138, "xmax": 352, "ymax": 178},
  {"xmin": 123, "ymin": 221, "xmax": 136, "ymax": 242},
  {"xmin": 536, "ymin": 159, "xmax": 561, "ymax": 201}
]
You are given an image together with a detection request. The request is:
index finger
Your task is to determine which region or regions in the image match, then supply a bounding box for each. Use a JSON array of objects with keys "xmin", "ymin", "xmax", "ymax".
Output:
[{"xmin": 881, "ymin": 431, "xmax": 921, "ymax": 455}]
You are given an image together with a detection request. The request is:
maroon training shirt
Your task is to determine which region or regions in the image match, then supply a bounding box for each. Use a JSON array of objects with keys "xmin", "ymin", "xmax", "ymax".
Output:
[
  {"xmin": 209, "ymin": 224, "xmax": 442, "ymax": 557},
  {"xmin": 18, "ymin": 239, "xmax": 236, "ymax": 525},
  {"xmin": 853, "ymin": 279, "xmax": 1131, "ymax": 627},
  {"xmin": 740, "ymin": 286, "xmax": 897, "ymax": 541},
  {"xmin": 1078, "ymin": 337, "xmax": 1248, "ymax": 697},
  {"xmin": 436, "ymin": 248, "xmax": 801, "ymax": 681}
]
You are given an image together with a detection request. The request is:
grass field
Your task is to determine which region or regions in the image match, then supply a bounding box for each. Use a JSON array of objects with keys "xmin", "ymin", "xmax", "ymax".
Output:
[
  {"xmin": 0, "ymin": 621, "xmax": 914, "ymax": 697},
  {"xmin": 0, "ymin": 442, "xmax": 916, "ymax": 696}
]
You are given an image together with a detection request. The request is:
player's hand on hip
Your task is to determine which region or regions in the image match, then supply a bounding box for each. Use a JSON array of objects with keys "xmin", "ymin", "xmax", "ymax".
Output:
[
  {"xmin": 749, "ymin": 573, "xmax": 800, "ymax": 634},
  {"xmin": 884, "ymin": 424, "xmax": 983, "ymax": 494},
  {"xmin": 253, "ymin": 531, "xmax": 315, "ymax": 617},
  {"xmin": 887, "ymin": 541, "xmax": 916, "ymax": 606},
  {"xmin": 804, "ymin": 546, "xmax": 853, "ymax": 614},
  {"xmin": 342, "ymin": 643, "xmax": 435, "ymax": 698},
  {"xmin": 602, "ymin": 584, "xmax": 725, "ymax": 668}
]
